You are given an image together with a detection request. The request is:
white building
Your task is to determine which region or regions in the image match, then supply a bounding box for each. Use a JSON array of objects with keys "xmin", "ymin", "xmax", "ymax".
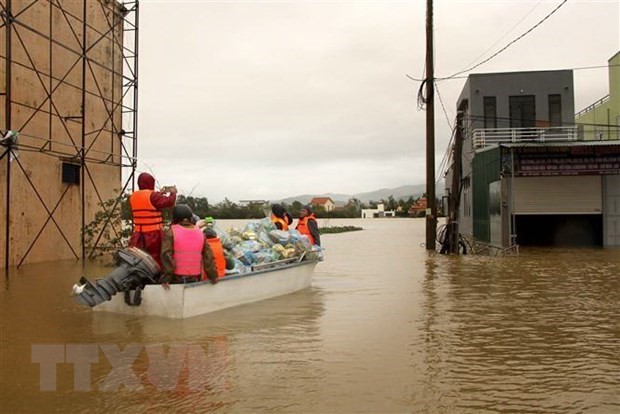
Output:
[{"xmin": 361, "ymin": 203, "xmax": 396, "ymax": 218}]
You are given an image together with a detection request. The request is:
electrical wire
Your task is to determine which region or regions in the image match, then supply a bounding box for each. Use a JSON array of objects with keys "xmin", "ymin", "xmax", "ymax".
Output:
[
  {"xmin": 459, "ymin": 1, "xmax": 544, "ymax": 72},
  {"xmin": 437, "ymin": 0, "xmax": 568, "ymax": 81},
  {"xmin": 436, "ymin": 129, "xmax": 455, "ymax": 183},
  {"xmin": 435, "ymin": 81, "xmax": 454, "ymax": 132}
]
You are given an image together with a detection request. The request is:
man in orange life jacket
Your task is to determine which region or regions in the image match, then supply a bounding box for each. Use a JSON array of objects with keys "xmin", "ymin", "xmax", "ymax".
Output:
[
  {"xmin": 204, "ymin": 228, "xmax": 235, "ymax": 278},
  {"xmin": 296, "ymin": 205, "xmax": 320, "ymax": 246},
  {"xmin": 128, "ymin": 172, "xmax": 177, "ymax": 268},
  {"xmin": 160, "ymin": 204, "xmax": 218, "ymax": 287},
  {"xmin": 271, "ymin": 203, "xmax": 292, "ymax": 230}
]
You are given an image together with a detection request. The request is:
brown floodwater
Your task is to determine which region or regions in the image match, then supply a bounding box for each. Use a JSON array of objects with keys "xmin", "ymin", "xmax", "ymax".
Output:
[{"xmin": 1, "ymin": 218, "xmax": 619, "ymax": 413}]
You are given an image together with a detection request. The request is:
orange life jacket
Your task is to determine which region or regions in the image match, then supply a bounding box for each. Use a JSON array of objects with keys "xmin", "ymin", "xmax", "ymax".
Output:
[
  {"xmin": 271, "ymin": 214, "xmax": 289, "ymax": 231},
  {"xmin": 171, "ymin": 224, "xmax": 204, "ymax": 276},
  {"xmin": 206, "ymin": 237, "xmax": 227, "ymax": 278},
  {"xmin": 296, "ymin": 214, "xmax": 316, "ymax": 245},
  {"xmin": 129, "ymin": 190, "xmax": 163, "ymax": 232}
]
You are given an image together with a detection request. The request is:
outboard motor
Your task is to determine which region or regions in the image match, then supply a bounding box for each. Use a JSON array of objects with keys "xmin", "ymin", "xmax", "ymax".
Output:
[{"xmin": 71, "ymin": 247, "xmax": 160, "ymax": 308}]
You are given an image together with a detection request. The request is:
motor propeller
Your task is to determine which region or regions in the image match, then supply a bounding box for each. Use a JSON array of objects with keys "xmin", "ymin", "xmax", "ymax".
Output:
[{"xmin": 71, "ymin": 247, "xmax": 160, "ymax": 308}]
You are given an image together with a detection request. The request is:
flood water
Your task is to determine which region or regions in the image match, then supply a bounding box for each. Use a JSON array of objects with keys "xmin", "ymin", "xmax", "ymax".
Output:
[{"xmin": 1, "ymin": 218, "xmax": 619, "ymax": 413}]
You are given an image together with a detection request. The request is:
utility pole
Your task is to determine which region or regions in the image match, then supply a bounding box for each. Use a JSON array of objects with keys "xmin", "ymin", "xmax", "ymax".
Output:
[
  {"xmin": 448, "ymin": 112, "xmax": 463, "ymax": 253},
  {"xmin": 425, "ymin": 0, "xmax": 436, "ymax": 250}
]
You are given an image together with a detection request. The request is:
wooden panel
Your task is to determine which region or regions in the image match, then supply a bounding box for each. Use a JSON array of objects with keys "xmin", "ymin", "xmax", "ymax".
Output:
[{"xmin": 0, "ymin": 0, "xmax": 125, "ymax": 266}]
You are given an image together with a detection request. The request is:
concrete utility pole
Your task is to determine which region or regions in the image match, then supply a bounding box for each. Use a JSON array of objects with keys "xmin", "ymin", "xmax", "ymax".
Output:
[{"xmin": 425, "ymin": 0, "xmax": 437, "ymax": 250}]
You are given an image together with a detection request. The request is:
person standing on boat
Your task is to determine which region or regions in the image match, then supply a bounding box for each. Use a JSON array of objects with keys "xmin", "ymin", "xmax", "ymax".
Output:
[
  {"xmin": 296, "ymin": 205, "xmax": 320, "ymax": 246},
  {"xmin": 160, "ymin": 204, "xmax": 218, "ymax": 287},
  {"xmin": 128, "ymin": 172, "xmax": 177, "ymax": 268},
  {"xmin": 271, "ymin": 204, "xmax": 292, "ymax": 230}
]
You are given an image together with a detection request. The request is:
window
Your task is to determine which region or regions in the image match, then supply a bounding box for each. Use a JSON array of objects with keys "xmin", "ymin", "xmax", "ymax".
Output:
[
  {"xmin": 483, "ymin": 97, "xmax": 497, "ymax": 129},
  {"xmin": 463, "ymin": 178, "xmax": 471, "ymax": 217},
  {"xmin": 62, "ymin": 162, "xmax": 80, "ymax": 184},
  {"xmin": 509, "ymin": 95, "xmax": 536, "ymax": 128},
  {"xmin": 548, "ymin": 94, "xmax": 562, "ymax": 127}
]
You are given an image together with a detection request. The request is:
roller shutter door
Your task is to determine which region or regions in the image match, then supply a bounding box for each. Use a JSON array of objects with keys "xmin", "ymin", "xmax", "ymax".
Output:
[{"xmin": 513, "ymin": 176, "xmax": 602, "ymax": 214}]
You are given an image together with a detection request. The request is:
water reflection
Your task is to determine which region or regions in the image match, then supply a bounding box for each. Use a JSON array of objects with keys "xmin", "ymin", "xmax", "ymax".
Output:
[
  {"xmin": 421, "ymin": 249, "xmax": 620, "ymax": 413},
  {"xmin": 0, "ymin": 256, "xmax": 325, "ymax": 413}
]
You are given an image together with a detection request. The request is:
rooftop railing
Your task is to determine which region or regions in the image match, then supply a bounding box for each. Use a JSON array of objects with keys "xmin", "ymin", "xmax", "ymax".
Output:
[
  {"xmin": 575, "ymin": 95, "xmax": 610, "ymax": 118},
  {"xmin": 472, "ymin": 126, "xmax": 579, "ymax": 149}
]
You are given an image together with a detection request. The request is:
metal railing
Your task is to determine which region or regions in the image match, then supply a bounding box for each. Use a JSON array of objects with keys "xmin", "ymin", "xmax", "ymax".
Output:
[
  {"xmin": 472, "ymin": 126, "xmax": 579, "ymax": 149},
  {"xmin": 575, "ymin": 95, "xmax": 610, "ymax": 118}
]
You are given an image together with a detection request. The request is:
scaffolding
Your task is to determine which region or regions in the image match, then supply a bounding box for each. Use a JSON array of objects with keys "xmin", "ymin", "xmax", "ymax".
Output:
[{"xmin": 0, "ymin": 0, "xmax": 139, "ymax": 269}]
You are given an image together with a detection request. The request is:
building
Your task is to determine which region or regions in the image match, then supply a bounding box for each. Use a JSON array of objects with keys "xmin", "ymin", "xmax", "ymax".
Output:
[
  {"xmin": 408, "ymin": 197, "xmax": 427, "ymax": 217},
  {"xmin": 239, "ymin": 200, "xmax": 269, "ymax": 207},
  {"xmin": 361, "ymin": 203, "xmax": 396, "ymax": 218},
  {"xmin": 575, "ymin": 51, "xmax": 620, "ymax": 141},
  {"xmin": 446, "ymin": 69, "xmax": 620, "ymax": 249},
  {"xmin": 0, "ymin": 1, "xmax": 138, "ymax": 268},
  {"xmin": 310, "ymin": 197, "xmax": 335, "ymax": 212}
]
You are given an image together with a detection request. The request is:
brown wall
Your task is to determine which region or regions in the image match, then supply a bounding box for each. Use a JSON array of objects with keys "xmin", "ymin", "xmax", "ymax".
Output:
[{"xmin": 0, "ymin": 0, "xmax": 127, "ymax": 267}]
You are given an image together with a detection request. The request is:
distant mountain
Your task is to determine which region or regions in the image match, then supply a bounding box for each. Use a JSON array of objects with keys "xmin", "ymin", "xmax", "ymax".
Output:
[
  {"xmin": 278, "ymin": 183, "xmax": 434, "ymax": 205},
  {"xmin": 353, "ymin": 184, "xmax": 427, "ymax": 203}
]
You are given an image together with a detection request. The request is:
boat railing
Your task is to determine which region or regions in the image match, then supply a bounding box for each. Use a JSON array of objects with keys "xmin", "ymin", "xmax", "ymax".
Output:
[{"xmin": 250, "ymin": 254, "xmax": 305, "ymax": 271}]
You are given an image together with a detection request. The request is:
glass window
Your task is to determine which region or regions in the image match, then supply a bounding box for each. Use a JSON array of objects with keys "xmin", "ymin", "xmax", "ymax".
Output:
[
  {"xmin": 483, "ymin": 97, "xmax": 497, "ymax": 129},
  {"xmin": 509, "ymin": 95, "xmax": 536, "ymax": 128},
  {"xmin": 548, "ymin": 94, "xmax": 562, "ymax": 127}
]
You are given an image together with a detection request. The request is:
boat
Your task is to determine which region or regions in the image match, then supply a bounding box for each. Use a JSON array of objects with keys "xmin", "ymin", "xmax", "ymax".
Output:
[{"xmin": 90, "ymin": 256, "xmax": 319, "ymax": 319}]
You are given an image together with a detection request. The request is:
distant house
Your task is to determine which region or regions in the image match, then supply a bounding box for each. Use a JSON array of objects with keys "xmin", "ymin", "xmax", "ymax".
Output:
[
  {"xmin": 238, "ymin": 199, "xmax": 268, "ymax": 207},
  {"xmin": 310, "ymin": 197, "xmax": 335, "ymax": 212},
  {"xmin": 408, "ymin": 197, "xmax": 427, "ymax": 217},
  {"xmin": 361, "ymin": 203, "xmax": 396, "ymax": 218}
]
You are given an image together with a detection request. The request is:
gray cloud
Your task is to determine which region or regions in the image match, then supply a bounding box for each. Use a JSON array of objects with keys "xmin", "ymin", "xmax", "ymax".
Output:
[{"xmin": 137, "ymin": 0, "xmax": 619, "ymax": 202}]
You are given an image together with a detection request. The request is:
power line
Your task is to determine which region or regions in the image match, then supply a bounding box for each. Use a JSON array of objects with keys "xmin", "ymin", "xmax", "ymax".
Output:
[
  {"xmin": 435, "ymin": 63, "xmax": 620, "ymax": 81},
  {"xmin": 434, "ymin": 81, "xmax": 454, "ymax": 132},
  {"xmin": 434, "ymin": 81, "xmax": 456, "ymax": 181},
  {"xmin": 437, "ymin": 0, "xmax": 568, "ymax": 81},
  {"xmin": 459, "ymin": 1, "xmax": 544, "ymax": 72},
  {"xmin": 436, "ymin": 126, "xmax": 456, "ymax": 184}
]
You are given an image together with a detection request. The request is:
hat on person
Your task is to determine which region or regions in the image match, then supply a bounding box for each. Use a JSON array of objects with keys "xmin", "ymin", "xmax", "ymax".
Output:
[
  {"xmin": 137, "ymin": 172, "xmax": 155, "ymax": 190},
  {"xmin": 172, "ymin": 204, "xmax": 193, "ymax": 224}
]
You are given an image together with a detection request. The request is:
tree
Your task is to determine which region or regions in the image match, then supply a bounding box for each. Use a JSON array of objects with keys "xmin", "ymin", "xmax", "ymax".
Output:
[
  {"xmin": 387, "ymin": 195, "xmax": 397, "ymax": 211},
  {"xmin": 83, "ymin": 192, "xmax": 133, "ymax": 258},
  {"xmin": 291, "ymin": 200, "xmax": 303, "ymax": 217}
]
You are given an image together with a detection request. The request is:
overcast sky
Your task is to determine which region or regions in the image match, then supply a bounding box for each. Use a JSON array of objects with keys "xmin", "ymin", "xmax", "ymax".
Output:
[{"xmin": 136, "ymin": 0, "xmax": 619, "ymax": 203}]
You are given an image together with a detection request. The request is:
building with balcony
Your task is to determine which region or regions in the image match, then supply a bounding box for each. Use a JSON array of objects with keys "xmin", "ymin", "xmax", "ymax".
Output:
[{"xmin": 446, "ymin": 69, "xmax": 620, "ymax": 249}]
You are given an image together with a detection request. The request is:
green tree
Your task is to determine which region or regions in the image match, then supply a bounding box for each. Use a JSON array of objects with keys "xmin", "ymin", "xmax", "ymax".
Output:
[{"xmin": 83, "ymin": 192, "xmax": 133, "ymax": 258}]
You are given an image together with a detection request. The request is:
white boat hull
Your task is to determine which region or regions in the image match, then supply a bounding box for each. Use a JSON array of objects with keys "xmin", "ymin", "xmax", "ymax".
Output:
[{"xmin": 93, "ymin": 260, "xmax": 318, "ymax": 318}]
